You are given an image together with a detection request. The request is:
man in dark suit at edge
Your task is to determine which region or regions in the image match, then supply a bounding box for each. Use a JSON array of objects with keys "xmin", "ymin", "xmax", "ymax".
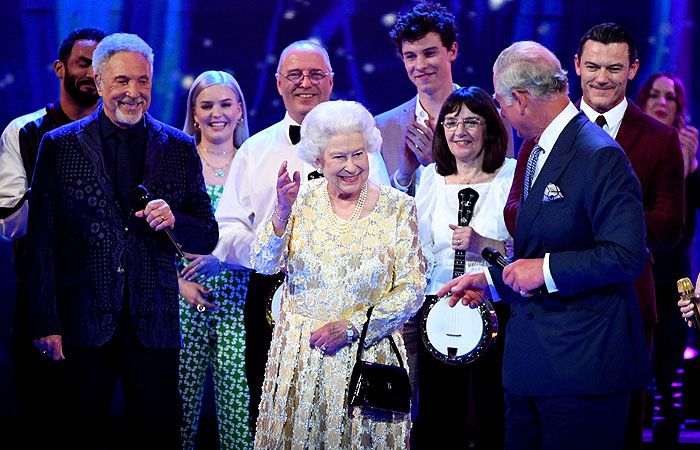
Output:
[
  {"xmin": 439, "ymin": 41, "xmax": 651, "ymax": 450},
  {"xmin": 502, "ymin": 24, "xmax": 684, "ymax": 449},
  {"xmin": 25, "ymin": 33, "xmax": 218, "ymax": 448}
]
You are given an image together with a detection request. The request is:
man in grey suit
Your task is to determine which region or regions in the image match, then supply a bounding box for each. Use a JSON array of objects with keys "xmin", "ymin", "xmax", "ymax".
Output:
[
  {"xmin": 440, "ymin": 41, "xmax": 650, "ymax": 450},
  {"xmin": 375, "ymin": 1, "xmax": 458, "ymax": 195}
]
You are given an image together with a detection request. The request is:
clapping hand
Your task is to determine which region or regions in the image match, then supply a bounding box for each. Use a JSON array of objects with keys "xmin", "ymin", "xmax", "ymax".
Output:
[{"xmin": 275, "ymin": 161, "xmax": 301, "ymax": 219}]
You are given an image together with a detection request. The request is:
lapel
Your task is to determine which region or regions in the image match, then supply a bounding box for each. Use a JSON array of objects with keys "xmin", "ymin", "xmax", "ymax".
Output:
[
  {"xmin": 75, "ymin": 108, "xmax": 165, "ymax": 219},
  {"xmin": 142, "ymin": 113, "xmax": 166, "ymax": 189},
  {"xmin": 514, "ymin": 113, "xmax": 587, "ymax": 246},
  {"xmin": 614, "ymin": 99, "xmax": 644, "ymax": 158}
]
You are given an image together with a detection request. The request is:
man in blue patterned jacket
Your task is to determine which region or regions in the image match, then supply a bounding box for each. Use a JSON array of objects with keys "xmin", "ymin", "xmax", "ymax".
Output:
[{"xmin": 25, "ymin": 33, "xmax": 218, "ymax": 448}]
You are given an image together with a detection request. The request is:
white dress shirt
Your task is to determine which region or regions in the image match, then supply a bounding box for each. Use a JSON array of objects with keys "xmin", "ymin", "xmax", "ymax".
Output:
[
  {"xmin": 0, "ymin": 108, "xmax": 45, "ymax": 239},
  {"xmin": 213, "ymin": 113, "xmax": 390, "ymax": 268},
  {"xmin": 580, "ymin": 97, "xmax": 627, "ymax": 139},
  {"xmin": 416, "ymin": 160, "xmax": 515, "ymax": 294}
]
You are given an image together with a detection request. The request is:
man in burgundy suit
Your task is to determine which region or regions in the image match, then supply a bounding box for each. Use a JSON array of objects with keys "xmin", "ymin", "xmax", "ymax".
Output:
[{"xmin": 504, "ymin": 23, "xmax": 683, "ymax": 450}]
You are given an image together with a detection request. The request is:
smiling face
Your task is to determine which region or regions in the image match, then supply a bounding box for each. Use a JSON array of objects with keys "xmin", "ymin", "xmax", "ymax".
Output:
[
  {"xmin": 643, "ymin": 75, "xmax": 678, "ymax": 127},
  {"xmin": 95, "ymin": 51, "xmax": 152, "ymax": 128},
  {"xmin": 193, "ymin": 84, "xmax": 242, "ymax": 146},
  {"xmin": 276, "ymin": 48, "xmax": 333, "ymax": 124},
  {"xmin": 318, "ymin": 132, "xmax": 369, "ymax": 198},
  {"xmin": 401, "ymin": 31, "xmax": 457, "ymax": 96},
  {"xmin": 443, "ymin": 104, "xmax": 485, "ymax": 164},
  {"xmin": 575, "ymin": 40, "xmax": 639, "ymax": 113}
]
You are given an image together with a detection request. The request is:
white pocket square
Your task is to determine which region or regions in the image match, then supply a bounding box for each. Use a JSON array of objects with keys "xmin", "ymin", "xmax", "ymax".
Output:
[{"xmin": 542, "ymin": 183, "xmax": 564, "ymax": 203}]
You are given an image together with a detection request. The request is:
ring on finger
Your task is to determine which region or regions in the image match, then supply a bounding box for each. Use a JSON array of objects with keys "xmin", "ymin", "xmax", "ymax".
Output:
[
  {"xmin": 159, "ymin": 215, "xmax": 166, "ymax": 224},
  {"xmin": 456, "ymin": 239, "xmax": 462, "ymax": 244},
  {"xmin": 197, "ymin": 304, "xmax": 206, "ymax": 312}
]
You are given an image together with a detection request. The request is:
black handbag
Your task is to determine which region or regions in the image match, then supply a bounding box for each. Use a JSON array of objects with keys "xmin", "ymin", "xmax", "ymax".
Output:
[{"xmin": 347, "ymin": 306, "xmax": 412, "ymax": 415}]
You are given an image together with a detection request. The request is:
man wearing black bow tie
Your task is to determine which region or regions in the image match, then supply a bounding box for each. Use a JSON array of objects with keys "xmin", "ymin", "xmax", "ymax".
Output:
[{"xmin": 213, "ymin": 40, "xmax": 389, "ymax": 432}]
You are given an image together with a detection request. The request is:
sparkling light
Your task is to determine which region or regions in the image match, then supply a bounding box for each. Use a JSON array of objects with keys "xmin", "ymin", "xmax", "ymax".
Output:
[
  {"xmin": 381, "ymin": 13, "xmax": 397, "ymax": 28},
  {"xmin": 181, "ymin": 75, "xmax": 194, "ymax": 90}
]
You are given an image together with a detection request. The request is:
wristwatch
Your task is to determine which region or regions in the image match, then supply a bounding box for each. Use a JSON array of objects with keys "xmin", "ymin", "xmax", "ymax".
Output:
[{"xmin": 346, "ymin": 321, "xmax": 356, "ymax": 344}]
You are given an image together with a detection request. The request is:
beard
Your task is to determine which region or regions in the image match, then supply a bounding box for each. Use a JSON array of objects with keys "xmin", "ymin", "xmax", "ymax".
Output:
[{"xmin": 64, "ymin": 72, "xmax": 99, "ymax": 107}]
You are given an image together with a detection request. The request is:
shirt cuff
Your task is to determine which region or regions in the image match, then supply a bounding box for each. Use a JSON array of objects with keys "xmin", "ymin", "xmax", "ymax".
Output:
[
  {"xmin": 392, "ymin": 169, "xmax": 413, "ymax": 192},
  {"xmin": 543, "ymin": 253, "xmax": 559, "ymax": 293},
  {"xmin": 483, "ymin": 267, "xmax": 501, "ymax": 302}
]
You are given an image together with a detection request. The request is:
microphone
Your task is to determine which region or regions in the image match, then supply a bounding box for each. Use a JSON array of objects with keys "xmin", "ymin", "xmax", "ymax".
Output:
[
  {"xmin": 677, "ymin": 277, "xmax": 700, "ymax": 329},
  {"xmin": 130, "ymin": 184, "xmax": 185, "ymax": 259},
  {"xmin": 481, "ymin": 246, "xmax": 509, "ymax": 269},
  {"xmin": 481, "ymin": 246, "xmax": 548, "ymax": 296}
]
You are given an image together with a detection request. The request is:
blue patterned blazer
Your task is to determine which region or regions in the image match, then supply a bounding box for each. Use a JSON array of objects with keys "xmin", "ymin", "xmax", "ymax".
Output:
[{"xmin": 26, "ymin": 107, "xmax": 218, "ymax": 349}]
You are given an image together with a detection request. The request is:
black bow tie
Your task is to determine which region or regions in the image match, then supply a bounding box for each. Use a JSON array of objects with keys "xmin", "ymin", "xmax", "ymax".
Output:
[{"xmin": 289, "ymin": 125, "xmax": 301, "ymax": 145}]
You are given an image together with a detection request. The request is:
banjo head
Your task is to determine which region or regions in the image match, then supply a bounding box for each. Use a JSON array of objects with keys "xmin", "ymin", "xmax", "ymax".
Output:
[
  {"xmin": 420, "ymin": 294, "xmax": 498, "ymax": 365},
  {"xmin": 265, "ymin": 274, "xmax": 285, "ymax": 327}
]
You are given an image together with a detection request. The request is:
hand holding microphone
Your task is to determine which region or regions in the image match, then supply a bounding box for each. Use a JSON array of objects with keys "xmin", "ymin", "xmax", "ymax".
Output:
[
  {"xmin": 482, "ymin": 247, "xmax": 547, "ymax": 297},
  {"xmin": 677, "ymin": 276, "xmax": 700, "ymax": 329},
  {"xmin": 130, "ymin": 185, "xmax": 185, "ymax": 259}
]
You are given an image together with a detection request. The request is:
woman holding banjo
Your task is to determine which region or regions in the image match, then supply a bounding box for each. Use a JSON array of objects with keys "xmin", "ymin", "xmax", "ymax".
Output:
[{"xmin": 413, "ymin": 86, "xmax": 515, "ymax": 449}]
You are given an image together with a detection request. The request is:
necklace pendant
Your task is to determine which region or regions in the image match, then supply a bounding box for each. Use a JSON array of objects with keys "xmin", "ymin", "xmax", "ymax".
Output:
[{"xmin": 215, "ymin": 169, "xmax": 225, "ymax": 177}]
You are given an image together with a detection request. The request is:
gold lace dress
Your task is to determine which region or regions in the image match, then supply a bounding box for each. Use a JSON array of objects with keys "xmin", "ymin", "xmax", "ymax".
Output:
[{"xmin": 251, "ymin": 179, "xmax": 426, "ymax": 449}]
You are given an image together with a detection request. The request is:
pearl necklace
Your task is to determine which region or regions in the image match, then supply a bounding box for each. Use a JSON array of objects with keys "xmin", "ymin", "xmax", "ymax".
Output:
[{"xmin": 326, "ymin": 182, "xmax": 367, "ymax": 230}]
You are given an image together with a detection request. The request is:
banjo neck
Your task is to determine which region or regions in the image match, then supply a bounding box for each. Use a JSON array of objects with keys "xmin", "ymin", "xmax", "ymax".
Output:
[{"xmin": 452, "ymin": 187, "xmax": 479, "ymax": 279}]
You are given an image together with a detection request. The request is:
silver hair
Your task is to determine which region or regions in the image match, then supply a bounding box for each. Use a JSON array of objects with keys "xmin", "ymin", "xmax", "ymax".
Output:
[
  {"xmin": 275, "ymin": 40, "xmax": 333, "ymax": 75},
  {"xmin": 93, "ymin": 33, "xmax": 154, "ymax": 86},
  {"xmin": 298, "ymin": 100, "xmax": 382, "ymax": 169},
  {"xmin": 493, "ymin": 41, "xmax": 568, "ymax": 105},
  {"xmin": 183, "ymin": 70, "xmax": 250, "ymax": 148}
]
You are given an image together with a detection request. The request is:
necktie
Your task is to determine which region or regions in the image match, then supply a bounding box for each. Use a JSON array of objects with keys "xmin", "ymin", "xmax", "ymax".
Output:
[
  {"xmin": 289, "ymin": 125, "xmax": 301, "ymax": 145},
  {"xmin": 523, "ymin": 145, "xmax": 543, "ymax": 201},
  {"xmin": 595, "ymin": 115, "xmax": 607, "ymax": 128}
]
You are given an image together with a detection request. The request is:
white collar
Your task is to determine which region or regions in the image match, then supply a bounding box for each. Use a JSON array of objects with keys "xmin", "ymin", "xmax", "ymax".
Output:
[
  {"xmin": 414, "ymin": 83, "xmax": 461, "ymax": 122},
  {"xmin": 579, "ymin": 97, "xmax": 628, "ymax": 131},
  {"xmin": 537, "ymin": 102, "xmax": 580, "ymax": 153}
]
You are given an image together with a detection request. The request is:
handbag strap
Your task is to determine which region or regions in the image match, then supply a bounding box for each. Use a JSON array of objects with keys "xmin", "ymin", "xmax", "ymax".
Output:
[{"xmin": 354, "ymin": 306, "xmax": 405, "ymax": 368}]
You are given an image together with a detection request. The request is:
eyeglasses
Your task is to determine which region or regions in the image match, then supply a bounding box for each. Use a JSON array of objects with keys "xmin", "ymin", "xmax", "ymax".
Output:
[
  {"xmin": 442, "ymin": 117, "xmax": 484, "ymax": 130},
  {"xmin": 278, "ymin": 70, "xmax": 333, "ymax": 85},
  {"xmin": 649, "ymin": 91, "xmax": 677, "ymax": 103}
]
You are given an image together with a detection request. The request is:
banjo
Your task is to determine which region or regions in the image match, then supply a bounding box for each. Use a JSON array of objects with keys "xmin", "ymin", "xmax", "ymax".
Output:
[
  {"xmin": 420, "ymin": 187, "xmax": 498, "ymax": 365},
  {"xmin": 265, "ymin": 273, "xmax": 285, "ymax": 327}
]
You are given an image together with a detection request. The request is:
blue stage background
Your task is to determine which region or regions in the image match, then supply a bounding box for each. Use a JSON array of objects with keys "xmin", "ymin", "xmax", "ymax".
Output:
[{"xmin": 1, "ymin": 0, "xmax": 699, "ymax": 418}]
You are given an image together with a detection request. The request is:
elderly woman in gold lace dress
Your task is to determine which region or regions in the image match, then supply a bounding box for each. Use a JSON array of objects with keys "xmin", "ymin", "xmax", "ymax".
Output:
[{"xmin": 251, "ymin": 100, "xmax": 426, "ymax": 449}]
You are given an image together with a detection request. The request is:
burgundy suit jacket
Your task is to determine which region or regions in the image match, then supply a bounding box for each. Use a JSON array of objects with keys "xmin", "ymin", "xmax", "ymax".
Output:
[{"xmin": 503, "ymin": 100, "xmax": 684, "ymax": 324}]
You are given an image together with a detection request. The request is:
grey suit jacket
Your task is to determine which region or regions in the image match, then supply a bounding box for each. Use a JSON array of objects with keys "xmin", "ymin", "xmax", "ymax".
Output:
[{"xmin": 375, "ymin": 97, "xmax": 416, "ymax": 192}]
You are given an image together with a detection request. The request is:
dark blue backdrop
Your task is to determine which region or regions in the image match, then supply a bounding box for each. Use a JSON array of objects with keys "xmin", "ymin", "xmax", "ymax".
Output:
[{"xmin": 1, "ymin": 0, "xmax": 698, "ymax": 415}]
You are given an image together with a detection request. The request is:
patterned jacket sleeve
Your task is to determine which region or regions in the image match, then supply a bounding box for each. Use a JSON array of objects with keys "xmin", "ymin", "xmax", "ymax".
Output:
[{"xmin": 349, "ymin": 195, "xmax": 426, "ymax": 346}]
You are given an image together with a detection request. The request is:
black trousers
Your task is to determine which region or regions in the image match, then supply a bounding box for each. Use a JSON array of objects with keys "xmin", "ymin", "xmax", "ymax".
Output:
[
  {"xmin": 411, "ymin": 301, "xmax": 509, "ymax": 450},
  {"xmin": 63, "ymin": 309, "xmax": 181, "ymax": 450},
  {"xmin": 243, "ymin": 271, "xmax": 283, "ymax": 435},
  {"xmin": 505, "ymin": 390, "xmax": 630, "ymax": 450}
]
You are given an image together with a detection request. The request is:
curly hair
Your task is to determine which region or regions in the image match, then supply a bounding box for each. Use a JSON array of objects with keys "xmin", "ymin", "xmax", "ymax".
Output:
[
  {"xmin": 298, "ymin": 100, "xmax": 381, "ymax": 170},
  {"xmin": 389, "ymin": 1, "xmax": 457, "ymax": 51}
]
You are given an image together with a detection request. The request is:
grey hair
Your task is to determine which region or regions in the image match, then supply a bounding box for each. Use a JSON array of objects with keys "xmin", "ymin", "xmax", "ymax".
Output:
[
  {"xmin": 275, "ymin": 40, "xmax": 333, "ymax": 75},
  {"xmin": 493, "ymin": 41, "xmax": 568, "ymax": 105},
  {"xmin": 183, "ymin": 70, "xmax": 250, "ymax": 148},
  {"xmin": 93, "ymin": 33, "xmax": 154, "ymax": 85},
  {"xmin": 298, "ymin": 100, "xmax": 382, "ymax": 169}
]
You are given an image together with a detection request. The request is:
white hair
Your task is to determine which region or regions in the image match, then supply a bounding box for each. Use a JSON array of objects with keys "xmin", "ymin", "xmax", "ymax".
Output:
[
  {"xmin": 298, "ymin": 100, "xmax": 382, "ymax": 169},
  {"xmin": 93, "ymin": 33, "xmax": 154, "ymax": 84},
  {"xmin": 493, "ymin": 41, "xmax": 568, "ymax": 105}
]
